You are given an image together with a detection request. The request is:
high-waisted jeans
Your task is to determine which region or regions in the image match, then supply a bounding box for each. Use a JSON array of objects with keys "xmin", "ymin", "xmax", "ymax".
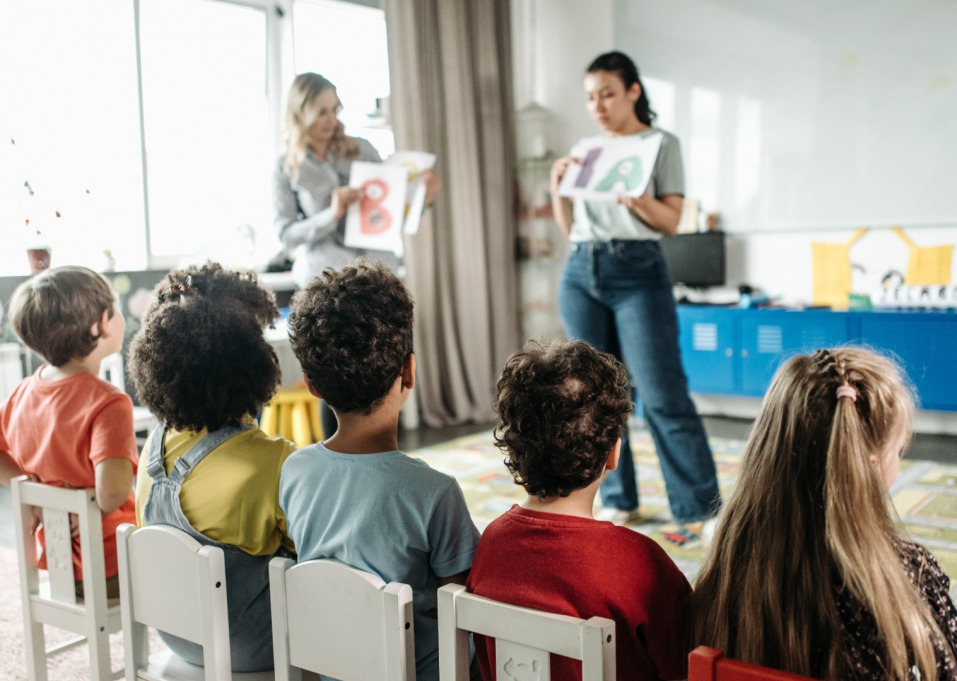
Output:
[{"xmin": 558, "ymin": 239, "xmax": 720, "ymax": 523}]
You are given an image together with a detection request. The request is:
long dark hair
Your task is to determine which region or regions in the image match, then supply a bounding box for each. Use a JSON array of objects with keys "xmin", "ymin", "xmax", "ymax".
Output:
[{"xmin": 587, "ymin": 51, "xmax": 656, "ymax": 126}]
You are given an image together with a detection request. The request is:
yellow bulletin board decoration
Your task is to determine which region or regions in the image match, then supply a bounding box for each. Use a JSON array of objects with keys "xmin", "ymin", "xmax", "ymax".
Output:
[
  {"xmin": 892, "ymin": 226, "xmax": 953, "ymax": 286},
  {"xmin": 812, "ymin": 228, "xmax": 868, "ymax": 309}
]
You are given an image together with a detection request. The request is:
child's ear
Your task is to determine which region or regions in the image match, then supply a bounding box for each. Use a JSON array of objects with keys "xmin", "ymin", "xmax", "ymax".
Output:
[
  {"xmin": 605, "ymin": 438, "xmax": 622, "ymax": 472},
  {"xmin": 92, "ymin": 309, "xmax": 110, "ymax": 341},
  {"xmin": 401, "ymin": 353, "xmax": 416, "ymax": 391},
  {"xmin": 303, "ymin": 377, "xmax": 322, "ymax": 399}
]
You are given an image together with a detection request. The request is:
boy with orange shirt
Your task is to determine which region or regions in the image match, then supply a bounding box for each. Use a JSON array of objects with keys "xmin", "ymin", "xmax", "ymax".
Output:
[{"xmin": 0, "ymin": 266, "xmax": 137, "ymax": 597}]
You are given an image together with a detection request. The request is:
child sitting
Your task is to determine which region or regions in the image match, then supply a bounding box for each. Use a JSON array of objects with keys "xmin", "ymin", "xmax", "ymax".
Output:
[
  {"xmin": 693, "ymin": 347, "xmax": 957, "ymax": 680},
  {"xmin": 128, "ymin": 262, "xmax": 295, "ymax": 672},
  {"xmin": 0, "ymin": 266, "xmax": 137, "ymax": 598},
  {"xmin": 280, "ymin": 259, "xmax": 480, "ymax": 681},
  {"xmin": 467, "ymin": 339, "xmax": 692, "ymax": 681}
]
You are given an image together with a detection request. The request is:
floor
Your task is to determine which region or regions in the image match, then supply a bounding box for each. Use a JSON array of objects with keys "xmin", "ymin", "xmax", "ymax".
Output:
[{"xmin": 1, "ymin": 415, "xmax": 955, "ymax": 551}]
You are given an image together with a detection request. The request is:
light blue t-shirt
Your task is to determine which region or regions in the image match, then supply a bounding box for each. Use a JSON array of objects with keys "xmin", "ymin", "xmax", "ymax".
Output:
[
  {"xmin": 279, "ymin": 444, "xmax": 480, "ymax": 681},
  {"xmin": 569, "ymin": 127, "xmax": 685, "ymax": 243}
]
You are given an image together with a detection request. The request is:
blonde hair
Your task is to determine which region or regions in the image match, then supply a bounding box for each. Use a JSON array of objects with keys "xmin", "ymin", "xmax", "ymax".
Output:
[
  {"xmin": 693, "ymin": 347, "xmax": 947, "ymax": 680},
  {"xmin": 282, "ymin": 72, "xmax": 360, "ymax": 181}
]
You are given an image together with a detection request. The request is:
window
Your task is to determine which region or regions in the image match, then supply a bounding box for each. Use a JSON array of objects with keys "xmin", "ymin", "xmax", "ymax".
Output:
[
  {"xmin": 292, "ymin": 0, "xmax": 394, "ymax": 158},
  {"xmin": 137, "ymin": 0, "xmax": 275, "ymax": 268},
  {"xmin": 0, "ymin": 0, "xmax": 144, "ymax": 274},
  {"xmin": 0, "ymin": 0, "xmax": 392, "ymax": 276}
]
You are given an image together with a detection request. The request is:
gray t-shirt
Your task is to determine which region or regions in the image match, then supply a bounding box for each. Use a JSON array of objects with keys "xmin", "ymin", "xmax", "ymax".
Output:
[{"xmin": 568, "ymin": 128, "xmax": 685, "ymax": 242}]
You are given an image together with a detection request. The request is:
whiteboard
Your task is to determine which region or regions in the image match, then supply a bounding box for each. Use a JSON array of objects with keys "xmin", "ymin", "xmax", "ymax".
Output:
[{"xmin": 614, "ymin": 0, "xmax": 957, "ymax": 233}]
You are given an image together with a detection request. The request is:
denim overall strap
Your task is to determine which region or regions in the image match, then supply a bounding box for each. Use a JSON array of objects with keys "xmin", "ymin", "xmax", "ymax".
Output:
[{"xmin": 142, "ymin": 422, "xmax": 253, "ymax": 534}]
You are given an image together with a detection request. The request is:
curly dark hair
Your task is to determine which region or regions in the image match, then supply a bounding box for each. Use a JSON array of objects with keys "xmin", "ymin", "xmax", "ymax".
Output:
[
  {"xmin": 9, "ymin": 266, "xmax": 116, "ymax": 367},
  {"xmin": 494, "ymin": 339, "xmax": 634, "ymax": 498},
  {"xmin": 288, "ymin": 259, "xmax": 413, "ymax": 414},
  {"xmin": 128, "ymin": 262, "xmax": 281, "ymax": 431}
]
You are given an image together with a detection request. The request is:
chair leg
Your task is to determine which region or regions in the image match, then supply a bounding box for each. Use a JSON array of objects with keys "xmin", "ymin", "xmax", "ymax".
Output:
[
  {"xmin": 22, "ymin": 620, "xmax": 48, "ymax": 681},
  {"xmin": 86, "ymin": 621, "xmax": 113, "ymax": 681}
]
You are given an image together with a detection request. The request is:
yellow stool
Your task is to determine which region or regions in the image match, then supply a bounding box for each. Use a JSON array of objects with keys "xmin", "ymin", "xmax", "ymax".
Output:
[{"xmin": 261, "ymin": 387, "xmax": 323, "ymax": 448}]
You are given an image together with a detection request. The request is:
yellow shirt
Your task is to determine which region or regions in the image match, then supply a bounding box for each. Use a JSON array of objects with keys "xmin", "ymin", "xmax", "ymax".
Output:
[{"xmin": 135, "ymin": 417, "xmax": 296, "ymax": 556}]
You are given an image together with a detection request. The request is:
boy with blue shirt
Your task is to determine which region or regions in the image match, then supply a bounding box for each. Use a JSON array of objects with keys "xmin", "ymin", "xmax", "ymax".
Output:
[{"xmin": 280, "ymin": 259, "xmax": 479, "ymax": 681}]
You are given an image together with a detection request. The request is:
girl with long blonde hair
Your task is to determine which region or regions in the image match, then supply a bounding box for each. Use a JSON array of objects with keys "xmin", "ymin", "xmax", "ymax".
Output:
[{"xmin": 693, "ymin": 347, "xmax": 957, "ymax": 680}]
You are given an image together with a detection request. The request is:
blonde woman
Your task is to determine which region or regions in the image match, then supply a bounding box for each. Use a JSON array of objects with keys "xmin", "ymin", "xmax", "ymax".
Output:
[
  {"xmin": 693, "ymin": 347, "xmax": 957, "ymax": 680},
  {"xmin": 272, "ymin": 72, "xmax": 442, "ymax": 289}
]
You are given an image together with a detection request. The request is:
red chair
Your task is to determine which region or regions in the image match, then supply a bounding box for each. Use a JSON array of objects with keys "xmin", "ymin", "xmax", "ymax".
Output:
[{"xmin": 689, "ymin": 646, "xmax": 816, "ymax": 681}]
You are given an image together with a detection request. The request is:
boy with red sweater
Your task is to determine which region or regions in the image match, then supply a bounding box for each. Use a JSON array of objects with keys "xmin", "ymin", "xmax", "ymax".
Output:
[{"xmin": 467, "ymin": 339, "xmax": 691, "ymax": 681}]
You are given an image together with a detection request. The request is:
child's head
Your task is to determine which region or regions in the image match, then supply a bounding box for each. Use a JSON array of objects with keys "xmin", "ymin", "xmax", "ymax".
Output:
[
  {"xmin": 693, "ymin": 346, "xmax": 938, "ymax": 680},
  {"xmin": 128, "ymin": 262, "xmax": 281, "ymax": 432},
  {"xmin": 744, "ymin": 346, "xmax": 913, "ymax": 505},
  {"xmin": 9, "ymin": 265, "xmax": 118, "ymax": 367},
  {"xmin": 288, "ymin": 258, "xmax": 413, "ymax": 415},
  {"xmin": 493, "ymin": 339, "xmax": 633, "ymax": 499}
]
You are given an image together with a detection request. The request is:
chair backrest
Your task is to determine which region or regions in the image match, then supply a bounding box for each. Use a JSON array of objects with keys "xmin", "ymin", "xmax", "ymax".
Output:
[
  {"xmin": 688, "ymin": 646, "xmax": 817, "ymax": 681},
  {"xmin": 13, "ymin": 475, "xmax": 108, "ymax": 606},
  {"xmin": 117, "ymin": 523, "xmax": 232, "ymax": 681},
  {"xmin": 99, "ymin": 351, "xmax": 126, "ymax": 392},
  {"xmin": 437, "ymin": 584, "xmax": 616, "ymax": 681},
  {"xmin": 269, "ymin": 557, "xmax": 415, "ymax": 681},
  {"xmin": 12, "ymin": 475, "xmax": 120, "ymax": 681}
]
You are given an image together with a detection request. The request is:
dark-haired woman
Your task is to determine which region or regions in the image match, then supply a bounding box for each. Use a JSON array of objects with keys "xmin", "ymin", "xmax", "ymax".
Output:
[{"xmin": 550, "ymin": 51, "xmax": 719, "ymax": 541}]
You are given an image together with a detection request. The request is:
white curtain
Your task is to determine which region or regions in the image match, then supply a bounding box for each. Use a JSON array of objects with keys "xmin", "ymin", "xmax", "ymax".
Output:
[{"xmin": 384, "ymin": 0, "xmax": 521, "ymax": 426}]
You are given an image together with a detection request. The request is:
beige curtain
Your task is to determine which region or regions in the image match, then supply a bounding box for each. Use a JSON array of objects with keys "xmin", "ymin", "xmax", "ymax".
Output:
[{"xmin": 384, "ymin": 0, "xmax": 521, "ymax": 427}]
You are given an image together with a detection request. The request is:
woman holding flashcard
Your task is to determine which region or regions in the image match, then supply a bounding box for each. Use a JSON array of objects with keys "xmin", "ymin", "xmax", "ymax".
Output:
[
  {"xmin": 272, "ymin": 72, "xmax": 442, "ymax": 290},
  {"xmin": 273, "ymin": 72, "xmax": 442, "ymax": 436},
  {"xmin": 550, "ymin": 51, "xmax": 720, "ymax": 545}
]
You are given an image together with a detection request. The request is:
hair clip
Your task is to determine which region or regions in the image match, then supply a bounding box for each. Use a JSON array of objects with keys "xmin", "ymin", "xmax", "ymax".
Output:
[
  {"xmin": 836, "ymin": 385, "xmax": 857, "ymax": 402},
  {"xmin": 169, "ymin": 275, "xmax": 195, "ymax": 296}
]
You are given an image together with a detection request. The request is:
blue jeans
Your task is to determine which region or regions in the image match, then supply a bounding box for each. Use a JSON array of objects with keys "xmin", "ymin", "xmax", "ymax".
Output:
[{"xmin": 558, "ymin": 240, "xmax": 720, "ymax": 523}]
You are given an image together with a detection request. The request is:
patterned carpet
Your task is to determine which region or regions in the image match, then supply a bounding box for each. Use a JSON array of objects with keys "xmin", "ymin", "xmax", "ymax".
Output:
[{"xmin": 409, "ymin": 427, "xmax": 957, "ymax": 587}]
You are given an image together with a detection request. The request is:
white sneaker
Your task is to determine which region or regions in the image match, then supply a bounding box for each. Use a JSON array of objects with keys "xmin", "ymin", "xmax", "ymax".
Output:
[{"xmin": 595, "ymin": 508, "xmax": 638, "ymax": 525}]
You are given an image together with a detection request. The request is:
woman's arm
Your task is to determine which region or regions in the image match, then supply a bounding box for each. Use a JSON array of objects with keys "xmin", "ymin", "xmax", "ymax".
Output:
[
  {"xmin": 272, "ymin": 168, "xmax": 340, "ymax": 250},
  {"xmin": 617, "ymin": 193, "xmax": 684, "ymax": 236},
  {"xmin": 550, "ymin": 155, "xmax": 579, "ymax": 236}
]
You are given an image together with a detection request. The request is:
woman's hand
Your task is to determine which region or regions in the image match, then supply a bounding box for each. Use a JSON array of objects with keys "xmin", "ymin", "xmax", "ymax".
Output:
[
  {"xmin": 550, "ymin": 155, "xmax": 579, "ymax": 194},
  {"xmin": 331, "ymin": 186, "xmax": 364, "ymax": 220},
  {"xmin": 420, "ymin": 169, "xmax": 444, "ymax": 205},
  {"xmin": 550, "ymin": 155, "xmax": 579, "ymax": 237},
  {"xmin": 616, "ymin": 193, "xmax": 683, "ymax": 236}
]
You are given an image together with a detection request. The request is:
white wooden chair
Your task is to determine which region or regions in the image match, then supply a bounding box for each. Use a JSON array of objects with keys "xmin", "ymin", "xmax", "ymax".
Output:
[
  {"xmin": 116, "ymin": 523, "xmax": 274, "ymax": 681},
  {"xmin": 269, "ymin": 557, "xmax": 415, "ymax": 681},
  {"xmin": 12, "ymin": 475, "xmax": 123, "ymax": 681},
  {"xmin": 437, "ymin": 584, "xmax": 616, "ymax": 681}
]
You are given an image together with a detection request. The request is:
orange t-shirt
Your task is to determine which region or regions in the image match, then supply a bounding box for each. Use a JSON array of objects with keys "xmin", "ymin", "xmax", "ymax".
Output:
[{"xmin": 0, "ymin": 367, "xmax": 139, "ymax": 578}]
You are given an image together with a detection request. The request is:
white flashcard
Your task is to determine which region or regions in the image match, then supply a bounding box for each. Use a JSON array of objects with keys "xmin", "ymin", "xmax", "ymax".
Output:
[
  {"xmin": 386, "ymin": 151, "xmax": 437, "ymax": 235},
  {"xmin": 557, "ymin": 133, "xmax": 663, "ymax": 200},
  {"xmin": 344, "ymin": 161, "xmax": 409, "ymax": 256}
]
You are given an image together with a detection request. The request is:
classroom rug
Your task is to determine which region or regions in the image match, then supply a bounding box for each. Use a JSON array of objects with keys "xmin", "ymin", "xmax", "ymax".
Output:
[{"xmin": 408, "ymin": 427, "xmax": 957, "ymax": 587}]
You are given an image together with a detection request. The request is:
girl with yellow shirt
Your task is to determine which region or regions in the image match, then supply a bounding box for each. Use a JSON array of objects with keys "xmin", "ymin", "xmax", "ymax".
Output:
[{"xmin": 129, "ymin": 262, "xmax": 295, "ymax": 673}]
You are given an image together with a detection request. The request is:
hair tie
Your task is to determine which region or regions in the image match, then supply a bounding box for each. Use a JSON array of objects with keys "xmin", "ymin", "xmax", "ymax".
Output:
[
  {"xmin": 836, "ymin": 385, "xmax": 857, "ymax": 402},
  {"xmin": 169, "ymin": 275, "xmax": 195, "ymax": 296}
]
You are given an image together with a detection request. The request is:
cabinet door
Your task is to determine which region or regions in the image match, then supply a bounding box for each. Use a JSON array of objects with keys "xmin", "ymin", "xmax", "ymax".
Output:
[
  {"xmin": 858, "ymin": 313, "xmax": 957, "ymax": 411},
  {"xmin": 677, "ymin": 307, "xmax": 738, "ymax": 394},
  {"xmin": 740, "ymin": 310, "xmax": 850, "ymax": 396}
]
